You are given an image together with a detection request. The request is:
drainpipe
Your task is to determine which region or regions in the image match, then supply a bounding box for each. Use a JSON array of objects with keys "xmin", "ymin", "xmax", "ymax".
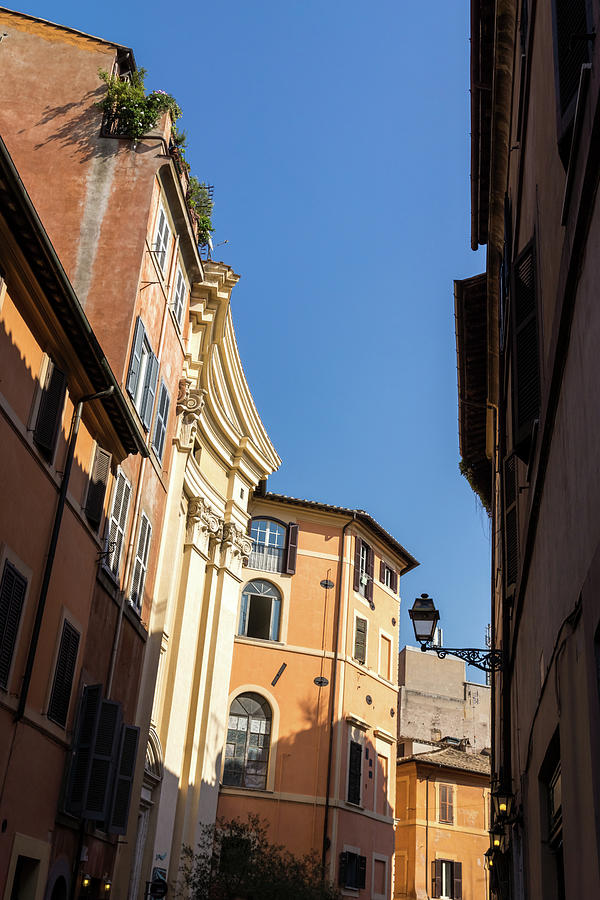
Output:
[
  {"xmin": 321, "ymin": 514, "xmax": 356, "ymax": 875},
  {"xmin": 15, "ymin": 387, "xmax": 115, "ymax": 722},
  {"xmin": 425, "ymin": 771, "xmax": 432, "ymax": 898}
]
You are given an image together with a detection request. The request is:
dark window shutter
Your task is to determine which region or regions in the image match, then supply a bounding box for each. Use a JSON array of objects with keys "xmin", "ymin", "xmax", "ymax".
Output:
[
  {"xmin": 504, "ymin": 455, "xmax": 519, "ymax": 589},
  {"xmin": 554, "ymin": 0, "xmax": 590, "ymax": 118},
  {"xmin": 453, "ymin": 861, "xmax": 462, "ymax": 900},
  {"xmin": 391, "ymin": 569, "xmax": 398, "ymax": 594},
  {"xmin": 64, "ymin": 683, "xmax": 103, "ymax": 815},
  {"xmin": 47, "ymin": 620, "xmax": 80, "ymax": 727},
  {"xmin": 108, "ymin": 724, "xmax": 140, "ymax": 834},
  {"xmin": 34, "ymin": 362, "xmax": 66, "ymax": 458},
  {"xmin": 141, "ymin": 353, "xmax": 159, "ymax": 431},
  {"xmin": 432, "ymin": 860, "xmax": 442, "ymax": 899},
  {"xmin": 0, "ymin": 561, "xmax": 27, "ymax": 689},
  {"xmin": 347, "ymin": 740, "xmax": 362, "ymax": 804},
  {"xmin": 353, "ymin": 538, "xmax": 361, "ymax": 592},
  {"xmin": 85, "ymin": 447, "xmax": 111, "ymax": 529},
  {"xmin": 366, "ymin": 544, "xmax": 374, "ymax": 602},
  {"xmin": 83, "ymin": 699, "xmax": 122, "ymax": 821},
  {"xmin": 380, "ymin": 560, "xmax": 385, "ymax": 583},
  {"xmin": 338, "ymin": 853, "xmax": 348, "ymax": 887},
  {"xmin": 358, "ymin": 856, "xmax": 367, "ymax": 890},
  {"xmin": 512, "ymin": 244, "xmax": 540, "ymax": 459},
  {"xmin": 151, "ymin": 381, "xmax": 170, "ymax": 462},
  {"xmin": 126, "ymin": 318, "xmax": 145, "ymax": 398},
  {"xmin": 285, "ymin": 523, "xmax": 299, "ymax": 574},
  {"xmin": 354, "ymin": 617, "xmax": 367, "ymax": 664}
]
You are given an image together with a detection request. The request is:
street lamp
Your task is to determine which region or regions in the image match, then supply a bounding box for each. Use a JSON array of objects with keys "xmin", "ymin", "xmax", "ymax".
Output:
[
  {"xmin": 491, "ymin": 789, "xmax": 514, "ymax": 819},
  {"xmin": 408, "ymin": 594, "xmax": 505, "ymax": 673}
]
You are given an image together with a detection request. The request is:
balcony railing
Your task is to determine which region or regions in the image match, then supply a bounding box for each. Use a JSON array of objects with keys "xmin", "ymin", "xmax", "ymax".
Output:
[{"xmin": 247, "ymin": 541, "xmax": 284, "ymax": 573}]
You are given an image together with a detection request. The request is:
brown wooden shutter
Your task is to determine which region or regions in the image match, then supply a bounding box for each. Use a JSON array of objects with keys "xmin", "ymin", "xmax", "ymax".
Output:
[
  {"xmin": 47, "ymin": 620, "xmax": 80, "ymax": 727},
  {"xmin": 366, "ymin": 543, "xmax": 374, "ymax": 602},
  {"xmin": 85, "ymin": 447, "xmax": 111, "ymax": 530},
  {"xmin": 354, "ymin": 617, "xmax": 367, "ymax": 664},
  {"xmin": 108, "ymin": 724, "xmax": 140, "ymax": 834},
  {"xmin": 83, "ymin": 700, "xmax": 121, "ymax": 821},
  {"xmin": 0, "ymin": 561, "xmax": 27, "ymax": 689},
  {"xmin": 512, "ymin": 243, "xmax": 540, "ymax": 459},
  {"xmin": 353, "ymin": 537, "xmax": 361, "ymax": 591},
  {"xmin": 453, "ymin": 861, "xmax": 462, "ymax": 900},
  {"xmin": 64, "ymin": 683, "xmax": 103, "ymax": 815},
  {"xmin": 347, "ymin": 740, "xmax": 362, "ymax": 804},
  {"xmin": 285, "ymin": 523, "xmax": 299, "ymax": 575},
  {"xmin": 504, "ymin": 455, "xmax": 519, "ymax": 590},
  {"xmin": 391, "ymin": 569, "xmax": 398, "ymax": 593},
  {"xmin": 431, "ymin": 860, "xmax": 442, "ymax": 898},
  {"xmin": 34, "ymin": 361, "xmax": 66, "ymax": 458},
  {"xmin": 358, "ymin": 855, "xmax": 367, "ymax": 889},
  {"xmin": 338, "ymin": 852, "xmax": 348, "ymax": 887},
  {"xmin": 380, "ymin": 560, "xmax": 386, "ymax": 583}
]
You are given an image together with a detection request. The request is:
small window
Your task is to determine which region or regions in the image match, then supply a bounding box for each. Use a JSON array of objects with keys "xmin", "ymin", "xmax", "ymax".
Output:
[
  {"xmin": 152, "ymin": 381, "xmax": 171, "ymax": 463},
  {"xmin": 380, "ymin": 561, "xmax": 398, "ymax": 593},
  {"xmin": 47, "ymin": 620, "xmax": 80, "ymax": 727},
  {"xmin": 432, "ymin": 860, "xmax": 462, "ymax": 899},
  {"xmin": 153, "ymin": 203, "xmax": 172, "ymax": 273},
  {"xmin": 354, "ymin": 537, "xmax": 374, "ymax": 601},
  {"xmin": 223, "ymin": 692, "xmax": 271, "ymax": 790},
  {"xmin": 238, "ymin": 580, "xmax": 281, "ymax": 641},
  {"xmin": 126, "ymin": 318, "xmax": 159, "ymax": 430},
  {"xmin": 353, "ymin": 617, "xmax": 367, "ymax": 665},
  {"xmin": 339, "ymin": 852, "xmax": 366, "ymax": 890},
  {"xmin": 248, "ymin": 519, "xmax": 286, "ymax": 573},
  {"xmin": 347, "ymin": 739, "xmax": 362, "ymax": 805},
  {"xmin": 0, "ymin": 560, "xmax": 27, "ymax": 690},
  {"xmin": 439, "ymin": 784, "xmax": 454, "ymax": 824},
  {"xmin": 172, "ymin": 263, "xmax": 188, "ymax": 327},
  {"xmin": 130, "ymin": 513, "xmax": 152, "ymax": 612},
  {"xmin": 105, "ymin": 471, "xmax": 132, "ymax": 578}
]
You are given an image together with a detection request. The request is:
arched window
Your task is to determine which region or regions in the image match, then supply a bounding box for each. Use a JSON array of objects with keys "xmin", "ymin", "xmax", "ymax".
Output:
[
  {"xmin": 249, "ymin": 518, "xmax": 287, "ymax": 572},
  {"xmin": 223, "ymin": 693, "xmax": 272, "ymax": 789},
  {"xmin": 238, "ymin": 579, "xmax": 281, "ymax": 641}
]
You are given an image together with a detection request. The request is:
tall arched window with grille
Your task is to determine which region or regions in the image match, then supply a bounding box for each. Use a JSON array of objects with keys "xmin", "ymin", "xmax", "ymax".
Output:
[
  {"xmin": 223, "ymin": 693, "xmax": 272, "ymax": 790},
  {"xmin": 248, "ymin": 518, "xmax": 286, "ymax": 572},
  {"xmin": 238, "ymin": 579, "xmax": 281, "ymax": 641}
]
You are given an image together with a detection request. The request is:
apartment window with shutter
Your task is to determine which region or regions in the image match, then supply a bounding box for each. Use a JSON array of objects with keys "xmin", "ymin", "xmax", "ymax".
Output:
[
  {"xmin": 248, "ymin": 519, "xmax": 298, "ymax": 575},
  {"xmin": 380, "ymin": 561, "xmax": 398, "ymax": 593},
  {"xmin": 172, "ymin": 262, "xmax": 187, "ymax": 328},
  {"xmin": 511, "ymin": 242, "xmax": 540, "ymax": 460},
  {"xmin": 126, "ymin": 318, "xmax": 159, "ymax": 431},
  {"xmin": 354, "ymin": 537, "xmax": 374, "ymax": 602},
  {"xmin": 347, "ymin": 739, "xmax": 362, "ymax": 805},
  {"xmin": 0, "ymin": 560, "xmax": 27, "ymax": 690},
  {"xmin": 339, "ymin": 851, "xmax": 367, "ymax": 890},
  {"xmin": 108, "ymin": 724, "xmax": 140, "ymax": 834},
  {"xmin": 130, "ymin": 514, "xmax": 152, "ymax": 613},
  {"xmin": 353, "ymin": 616, "xmax": 367, "ymax": 665},
  {"xmin": 152, "ymin": 382, "xmax": 171, "ymax": 463},
  {"xmin": 34, "ymin": 360, "xmax": 67, "ymax": 460},
  {"xmin": 551, "ymin": 0, "xmax": 593, "ymax": 160},
  {"xmin": 85, "ymin": 446, "xmax": 111, "ymax": 530},
  {"xmin": 439, "ymin": 784, "xmax": 454, "ymax": 824},
  {"xmin": 153, "ymin": 203, "xmax": 172, "ymax": 273},
  {"xmin": 432, "ymin": 860, "xmax": 462, "ymax": 899},
  {"xmin": 105, "ymin": 471, "xmax": 131, "ymax": 578},
  {"xmin": 47, "ymin": 620, "xmax": 80, "ymax": 727}
]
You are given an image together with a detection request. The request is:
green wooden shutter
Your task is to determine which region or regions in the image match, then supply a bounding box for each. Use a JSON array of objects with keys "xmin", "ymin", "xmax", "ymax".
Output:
[
  {"xmin": 141, "ymin": 353, "xmax": 159, "ymax": 431},
  {"xmin": 34, "ymin": 361, "xmax": 66, "ymax": 458},
  {"xmin": 347, "ymin": 740, "xmax": 362, "ymax": 804},
  {"xmin": 108, "ymin": 724, "xmax": 140, "ymax": 834},
  {"xmin": 126, "ymin": 318, "xmax": 145, "ymax": 399},
  {"xmin": 85, "ymin": 446, "xmax": 111, "ymax": 529},
  {"xmin": 354, "ymin": 617, "xmax": 367, "ymax": 664},
  {"xmin": 47, "ymin": 620, "xmax": 80, "ymax": 727},
  {"xmin": 0, "ymin": 561, "xmax": 27, "ymax": 689},
  {"xmin": 151, "ymin": 381, "xmax": 170, "ymax": 462}
]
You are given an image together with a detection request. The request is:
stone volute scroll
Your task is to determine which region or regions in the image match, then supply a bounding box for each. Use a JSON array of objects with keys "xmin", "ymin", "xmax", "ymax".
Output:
[
  {"xmin": 176, "ymin": 378, "xmax": 207, "ymax": 445},
  {"xmin": 186, "ymin": 496, "xmax": 223, "ymax": 550}
]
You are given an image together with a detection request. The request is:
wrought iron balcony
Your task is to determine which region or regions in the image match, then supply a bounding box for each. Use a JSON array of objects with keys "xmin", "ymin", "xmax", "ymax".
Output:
[{"xmin": 247, "ymin": 540, "xmax": 284, "ymax": 573}]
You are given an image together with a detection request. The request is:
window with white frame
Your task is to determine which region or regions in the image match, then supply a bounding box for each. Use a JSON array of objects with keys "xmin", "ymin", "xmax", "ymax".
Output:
[
  {"xmin": 223, "ymin": 692, "xmax": 271, "ymax": 789},
  {"xmin": 105, "ymin": 471, "xmax": 131, "ymax": 577},
  {"xmin": 248, "ymin": 519, "xmax": 286, "ymax": 573},
  {"xmin": 130, "ymin": 513, "xmax": 152, "ymax": 612},
  {"xmin": 126, "ymin": 318, "xmax": 159, "ymax": 431},
  {"xmin": 172, "ymin": 262, "xmax": 187, "ymax": 328},
  {"xmin": 153, "ymin": 203, "xmax": 172, "ymax": 273},
  {"xmin": 431, "ymin": 859, "xmax": 462, "ymax": 899},
  {"xmin": 238, "ymin": 580, "xmax": 281, "ymax": 641}
]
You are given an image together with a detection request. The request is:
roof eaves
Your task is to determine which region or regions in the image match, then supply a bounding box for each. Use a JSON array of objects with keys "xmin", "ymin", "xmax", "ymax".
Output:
[{"xmin": 0, "ymin": 6, "xmax": 135, "ymax": 60}]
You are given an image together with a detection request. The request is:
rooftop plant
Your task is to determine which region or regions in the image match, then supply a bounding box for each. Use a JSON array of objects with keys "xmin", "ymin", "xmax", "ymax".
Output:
[
  {"xmin": 97, "ymin": 68, "xmax": 181, "ymax": 141},
  {"xmin": 187, "ymin": 177, "xmax": 215, "ymax": 247}
]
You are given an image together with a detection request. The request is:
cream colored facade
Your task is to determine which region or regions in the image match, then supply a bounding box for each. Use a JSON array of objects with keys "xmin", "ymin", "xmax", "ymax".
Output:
[{"xmin": 125, "ymin": 261, "xmax": 280, "ymax": 897}]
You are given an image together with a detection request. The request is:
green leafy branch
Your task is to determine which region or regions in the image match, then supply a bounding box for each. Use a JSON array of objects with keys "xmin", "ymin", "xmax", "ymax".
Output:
[{"xmin": 97, "ymin": 68, "xmax": 181, "ymax": 141}]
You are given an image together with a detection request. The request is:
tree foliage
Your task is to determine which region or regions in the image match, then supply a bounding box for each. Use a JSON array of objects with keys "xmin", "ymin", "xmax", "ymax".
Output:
[{"xmin": 176, "ymin": 816, "xmax": 341, "ymax": 900}]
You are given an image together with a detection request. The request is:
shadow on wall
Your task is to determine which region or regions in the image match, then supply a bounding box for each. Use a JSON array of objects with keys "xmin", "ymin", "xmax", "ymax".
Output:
[{"xmin": 29, "ymin": 87, "xmax": 119, "ymax": 164}]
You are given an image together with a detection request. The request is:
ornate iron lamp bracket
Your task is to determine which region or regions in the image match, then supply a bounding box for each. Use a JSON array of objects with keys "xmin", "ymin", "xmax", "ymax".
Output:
[{"xmin": 419, "ymin": 642, "xmax": 505, "ymax": 672}]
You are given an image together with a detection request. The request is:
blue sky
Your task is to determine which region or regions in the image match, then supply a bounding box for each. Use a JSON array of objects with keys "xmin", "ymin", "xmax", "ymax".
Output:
[{"xmin": 14, "ymin": 0, "xmax": 490, "ymax": 678}]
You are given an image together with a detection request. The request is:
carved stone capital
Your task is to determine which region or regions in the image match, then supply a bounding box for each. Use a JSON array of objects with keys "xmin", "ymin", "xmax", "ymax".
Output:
[
  {"xmin": 221, "ymin": 522, "xmax": 253, "ymax": 560},
  {"xmin": 176, "ymin": 380, "xmax": 207, "ymax": 424},
  {"xmin": 186, "ymin": 496, "xmax": 223, "ymax": 546}
]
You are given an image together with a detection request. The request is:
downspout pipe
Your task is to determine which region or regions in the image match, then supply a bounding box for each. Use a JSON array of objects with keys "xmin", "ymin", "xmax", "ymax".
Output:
[
  {"xmin": 321, "ymin": 513, "xmax": 356, "ymax": 876},
  {"xmin": 15, "ymin": 386, "xmax": 115, "ymax": 722}
]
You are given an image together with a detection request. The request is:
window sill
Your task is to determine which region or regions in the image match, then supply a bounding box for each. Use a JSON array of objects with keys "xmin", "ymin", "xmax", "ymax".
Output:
[
  {"xmin": 234, "ymin": 635, "xmax": 284, "ymax": 647},
  {"xmin": 344, "ymin": 800, "xmax": 364, "ymax": 811}
]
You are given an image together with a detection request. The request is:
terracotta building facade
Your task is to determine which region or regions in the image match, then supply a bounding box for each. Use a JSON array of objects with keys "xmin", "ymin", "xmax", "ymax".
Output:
[
  {"xmin": 216, "ymin": 492, "xmax": 418, "ymax": 899},
  {"xmin": 456, "ymin": 0, "xmax": 600, "ymax": 897}
]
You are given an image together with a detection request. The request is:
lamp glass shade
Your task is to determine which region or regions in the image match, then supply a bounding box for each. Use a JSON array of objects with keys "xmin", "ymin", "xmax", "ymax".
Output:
[
  {"xmin": 484, "ymin": 849, "xmax": 495, "ymax": 871},
  {"xmin": 82, "ymin": 876, "xmax": 91, "ymax": 888},
  {"xmin": 408, "ymin": 595, "xmax": 440, "ymax": 644},
  {"xmin": 492, "ymin": 790, "xmax": 514, "ymax": 819}
]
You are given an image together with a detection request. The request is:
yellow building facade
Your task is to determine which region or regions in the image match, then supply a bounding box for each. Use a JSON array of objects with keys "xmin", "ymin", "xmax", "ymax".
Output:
[{"xmin": 395, "ymin": 748, "xmax": 490, "ymax": 900}]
